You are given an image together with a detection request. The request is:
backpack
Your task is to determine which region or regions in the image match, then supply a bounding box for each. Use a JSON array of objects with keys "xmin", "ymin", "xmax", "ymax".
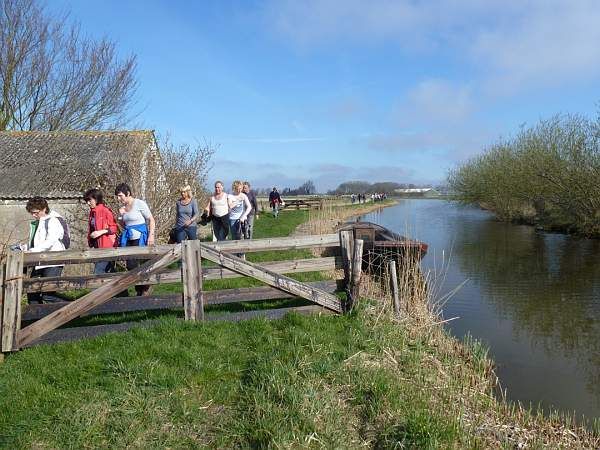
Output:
[{"xmin": 44, "ymin": 215, "xmax": 71, "ymax": 249}]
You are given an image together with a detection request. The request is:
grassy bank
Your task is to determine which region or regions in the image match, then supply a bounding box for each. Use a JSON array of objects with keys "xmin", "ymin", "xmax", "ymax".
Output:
[
  {"xmin": 1, "ymin": 202, "xmax": 598, "ymax": 448},
  {"xmin": 448, "ymin": 113, "xmax": 600, "ymax": 237}
]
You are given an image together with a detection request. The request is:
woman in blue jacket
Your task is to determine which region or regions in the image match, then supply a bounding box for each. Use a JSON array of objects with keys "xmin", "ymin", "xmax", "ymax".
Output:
[{"xmin": 115, "ymin": 183, "xmax": 155, "ymax": 296}]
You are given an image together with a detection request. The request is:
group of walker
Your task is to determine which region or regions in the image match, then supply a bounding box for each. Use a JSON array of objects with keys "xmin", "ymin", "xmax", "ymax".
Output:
[{"xmin": 21, "ymin": 180, "xmax": 283, "ymax": 304}]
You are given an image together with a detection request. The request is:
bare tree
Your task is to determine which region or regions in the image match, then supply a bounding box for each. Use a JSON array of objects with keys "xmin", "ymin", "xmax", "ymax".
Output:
[
  {"xmin": 75, "ymin": 133, "xmax": 215, "ymax": 240},
  {"xmin": 0, "ymin": 0, "xmax": 137, "ymax": 131},
  {"xmin": 146, "ymin": 135, "xmax": 216, "ymax": 239}
]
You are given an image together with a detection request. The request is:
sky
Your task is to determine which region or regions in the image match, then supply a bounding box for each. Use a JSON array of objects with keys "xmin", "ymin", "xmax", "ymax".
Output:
[{"xmin": 55, "ymin": 0, "xmax": 600, "ymax": 192}]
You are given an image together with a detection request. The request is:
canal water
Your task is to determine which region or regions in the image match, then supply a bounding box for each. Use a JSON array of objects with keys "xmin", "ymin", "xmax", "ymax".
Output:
[{"xmin": 361, "ymin": 199, "xmax": 600, "ymax": 422}]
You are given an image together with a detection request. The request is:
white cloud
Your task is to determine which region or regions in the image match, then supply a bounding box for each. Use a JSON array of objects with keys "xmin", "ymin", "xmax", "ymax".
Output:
[
  {"xmin": 365, "ymin": 128, "xmax": 493, "ymax": 162},
  {"xmin": 265, "ymin": 0, "xmax": 600, "ymax": 91},
  {"xmin": 264, "ymin": 0, "xmax": 512, "ymax": 49},
  {"xmin": 400, "ymin": 79, "xmax": 474, "ymax": 124},
  {"xmin": 220, "ymin": 137, "xmax": 326, "ymax": 144},
  {"xmin": 472, "ymin": 1, "xmax": 600, "ymax": 93}
]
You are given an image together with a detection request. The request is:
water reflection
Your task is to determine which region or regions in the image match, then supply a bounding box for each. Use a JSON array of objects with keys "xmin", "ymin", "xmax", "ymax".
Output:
[
  {"xmin": 363, "ymin": 200, "xmax": 600, "ymax": 420},
  {"xmin": 452, "ymin": 218, "xmax": 600, "ymax": 404}
]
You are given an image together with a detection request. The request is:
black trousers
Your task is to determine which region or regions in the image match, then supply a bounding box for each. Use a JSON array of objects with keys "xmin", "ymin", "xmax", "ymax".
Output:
[{"xmin": 27, "ymin": 266, "xmax": 64, "ymax": 304}]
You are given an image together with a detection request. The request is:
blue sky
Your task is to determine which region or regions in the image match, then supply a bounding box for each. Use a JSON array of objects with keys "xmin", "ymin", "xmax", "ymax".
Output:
[{"xmin": 56, "ymin": 0, "xmax": 600, "ymax": 192}]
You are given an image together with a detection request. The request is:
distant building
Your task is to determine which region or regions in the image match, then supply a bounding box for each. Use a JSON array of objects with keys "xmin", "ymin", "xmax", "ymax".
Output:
[
  {"xmin": 394, "ymin": 188, "xmax": 441, "ymax": 198},
  {"xmin": 0, "ymin": 130, "xmax": 161, "ymax": 248}
]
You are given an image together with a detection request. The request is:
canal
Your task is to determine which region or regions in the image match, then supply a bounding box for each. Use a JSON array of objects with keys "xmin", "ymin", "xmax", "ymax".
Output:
[{"xmin": 362, "ymin": 199, "xmax": 600, "ymax": 422}]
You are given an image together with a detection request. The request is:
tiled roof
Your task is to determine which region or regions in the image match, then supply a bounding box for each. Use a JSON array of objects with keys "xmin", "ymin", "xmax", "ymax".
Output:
[{"xmin": 0, "ymin": 130, "xmax": 156, "ymax": 199}]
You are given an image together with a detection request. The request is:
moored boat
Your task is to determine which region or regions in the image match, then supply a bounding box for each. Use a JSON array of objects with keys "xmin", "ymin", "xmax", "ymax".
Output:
[{"xmin": 337, "ymin": 221, "xmax": 428, "ymax": 270}]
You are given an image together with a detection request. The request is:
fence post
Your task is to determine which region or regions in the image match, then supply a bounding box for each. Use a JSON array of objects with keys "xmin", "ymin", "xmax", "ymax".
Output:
[
  {"xmin": 2, "ymin": 250, "xmax": 23, "ymax": 353},
  {"xmin": 348, "ymin": 239, "xmax": 364, "ymax": 310},
  {"xmin": 339, "ymin": 230, "xmax": 354, "ymax": 310},
  {"xmin": 182, "ymin": 240, "xmax": 204, "ymax": 321},
  {"xmin": 389, "ymin": 260, "xmax": 401, "ymax": 317},
  {"xmin": 0, "ymin": 256, "xmax": 4, "ymax": 361}
]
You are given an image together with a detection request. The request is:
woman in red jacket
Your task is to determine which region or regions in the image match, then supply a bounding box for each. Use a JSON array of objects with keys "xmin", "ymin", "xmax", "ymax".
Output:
[{"xmin": 83, "ymin": 188, "xmax": 118, "ymax": 274}]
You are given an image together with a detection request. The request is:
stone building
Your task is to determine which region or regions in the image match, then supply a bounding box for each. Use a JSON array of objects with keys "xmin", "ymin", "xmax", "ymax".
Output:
[{"xmin": 0, "ymin": 130, "xmax": 161, "ymax": 250}]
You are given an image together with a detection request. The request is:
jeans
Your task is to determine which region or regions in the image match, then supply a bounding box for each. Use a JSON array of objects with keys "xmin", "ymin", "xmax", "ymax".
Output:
[
  {"xmin": 229, "ymin": 218, "xmax": 246, "ymax": 258},
  {"xmin": 27, "ymin": 266, "xmax": 64, "ymax": 304},
  {"xmin": 94, "ymin": 260, "xmax": 115, "ymax": 275},
  {"xmin": 212, "ymin": 215, "xmax": 229, "ymax": 241},
  {"xmin": 124, "ymin": 239, "xmax": 150, "ymax": 297},
  {"xmin": 244, "ymin": 214, "xmax": 254, "ymax": 239},
  {"xmin": 229, "ymin": 218, "xmax": 243, "ymax": 241},
  {"xmin": 271, "ymin": 204, "xmax": 279, "ymax": 217},
  {"xmin": 175, "ymin": 225, "xmax": 197, "ymax": 243}
]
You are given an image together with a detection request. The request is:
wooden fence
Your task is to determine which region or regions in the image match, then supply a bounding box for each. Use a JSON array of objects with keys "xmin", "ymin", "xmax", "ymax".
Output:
[
  {"xmin": 257, "ymin": 196, "xmax": 350, "ymax": 212},
  {"xmin": 0, "ymin": 231, "xmax": 365, "ymax": 354}
]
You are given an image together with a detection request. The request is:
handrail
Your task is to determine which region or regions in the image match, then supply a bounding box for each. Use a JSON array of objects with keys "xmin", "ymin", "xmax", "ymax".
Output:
[{"xmin": 22, "ymin": 233, "xmax": 340, "ymax": 266}]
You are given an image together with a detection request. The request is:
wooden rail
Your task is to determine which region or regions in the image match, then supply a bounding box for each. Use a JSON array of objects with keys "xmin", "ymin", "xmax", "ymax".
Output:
[
  {"xmin": 22, "ymin": 234, "xmax": 340, "ymax": 266},
  {"xmin": 22, "ymin": 281, "xmax": 338, "ymax": 322},
  {"xmin": 23, "ymin": 257, "xmax": 343, "ymax": 293},
  {"xmin": 0, "ymin": 231, "xmax": 368, "ymax": 353}
]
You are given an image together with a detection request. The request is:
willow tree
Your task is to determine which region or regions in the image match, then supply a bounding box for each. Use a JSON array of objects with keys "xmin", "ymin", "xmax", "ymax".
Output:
[{"xmin": 0, "ymin": 0, "xmax": 137, "ymax": 130}]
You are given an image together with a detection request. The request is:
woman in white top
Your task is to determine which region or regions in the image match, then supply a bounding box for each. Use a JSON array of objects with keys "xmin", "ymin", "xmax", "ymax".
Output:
[
  {"xmin": 204, "ymin": 180, "xmax": 230, "ymax": 241},
  {"xmin": 25, "ymin": 196, "xmax": 67, "ymax": 304},
  {"xmin": 228, "ymin": 180, "xmax": 252, "ymax": 241}
]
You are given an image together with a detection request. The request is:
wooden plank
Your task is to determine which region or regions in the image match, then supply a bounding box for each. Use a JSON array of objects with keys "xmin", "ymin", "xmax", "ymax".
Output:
[
  {"xmin": 200, "ymin": 244, "xmax": 343, "ymax": 313},
  {"xmin": 21, "ymin": 281, "xmax": 339, "ymax": 322},
  {"xmin": 205, "ymin": 234, "xmax": 339, "ymax": 253},
  {"xmin": 349, "ymin": 239, "xmax": 364, "ymax": 310},
  {"xmin": 23, "ymin": 295, "xmax": 181, "ymax": 321},
  {"xmin": 2, "ymin": 250, "xmax": 24, "ymax": 352},
  {"xmin": 0, "ymin": 257, "xmax": 5, "ymax": 354},
  {"xmin": 204, "ymin": 281, "xmax": 337, "ymax": 305},
  {"xmin": 22, "ymin": 245, "xmax": 176, "ymax": 266},
  {"xmin": 24, "ymin": 257, "xmax": 343, "ymax": 293},
  {"xmin": 389, "ymin": 260, "xmax": 400, "ymax": 317},
  {"xmin": 0, "ymin": 258, "xmax": 4, "ymax": 341},
  {"xmin": 339, "ymin": 230, "xmax": 354, "ymax": 290},
  {"xmin": 23, "ymin": 305, "xmax": 331, "ymax": 347},
  {"xmin": 22, "ymin": 234, "xmax": 340, "ymax": 266},
  {"xmin": 17, "ymin": 245, "xmax": 182, "ymax": 348},
  {"xmin": 182, "ymin": 240, "xmax": 203, "ymax": 321}
]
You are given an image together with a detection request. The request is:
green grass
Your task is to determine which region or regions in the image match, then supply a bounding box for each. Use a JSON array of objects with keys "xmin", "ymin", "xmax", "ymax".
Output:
[{"xmin": 0, "ymin": 308, "xmax": 471, "ymax": 448}]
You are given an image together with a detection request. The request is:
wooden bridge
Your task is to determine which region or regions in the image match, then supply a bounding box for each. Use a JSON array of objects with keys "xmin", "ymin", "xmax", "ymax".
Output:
[{"xmin": 0, "ymin": 231, "xmax": 366, "ymax": 354}]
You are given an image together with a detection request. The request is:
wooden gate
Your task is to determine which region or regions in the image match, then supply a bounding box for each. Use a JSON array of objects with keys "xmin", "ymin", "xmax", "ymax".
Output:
[{"xmin": 1, "ymin": 232, "xmax": 365, "ymax": 353}]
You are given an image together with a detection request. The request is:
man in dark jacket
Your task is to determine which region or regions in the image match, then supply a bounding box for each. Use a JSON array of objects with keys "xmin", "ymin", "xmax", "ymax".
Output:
[
  {"xmin": 242, "ymin": 181, "xmax": 259, "ymax": 238},
  {"xmin": 268, "ymin": 187, "xmax": 282, "ymax": 218}
]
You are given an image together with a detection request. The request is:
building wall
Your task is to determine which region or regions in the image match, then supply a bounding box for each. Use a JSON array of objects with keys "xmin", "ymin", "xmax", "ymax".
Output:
[{"xmin": 0, "ymin": 199, "xmax": 88, "ymax": 250}]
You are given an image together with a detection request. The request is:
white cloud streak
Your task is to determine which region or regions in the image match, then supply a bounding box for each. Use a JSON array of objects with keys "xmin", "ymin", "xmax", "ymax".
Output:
[
  {"xmin": 265, "ymin": 0, "xmax": 600, "ymax": 91},
  {"xmin": 220, "ymin": 137, "xmax": 327, "ymax": 143}
]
